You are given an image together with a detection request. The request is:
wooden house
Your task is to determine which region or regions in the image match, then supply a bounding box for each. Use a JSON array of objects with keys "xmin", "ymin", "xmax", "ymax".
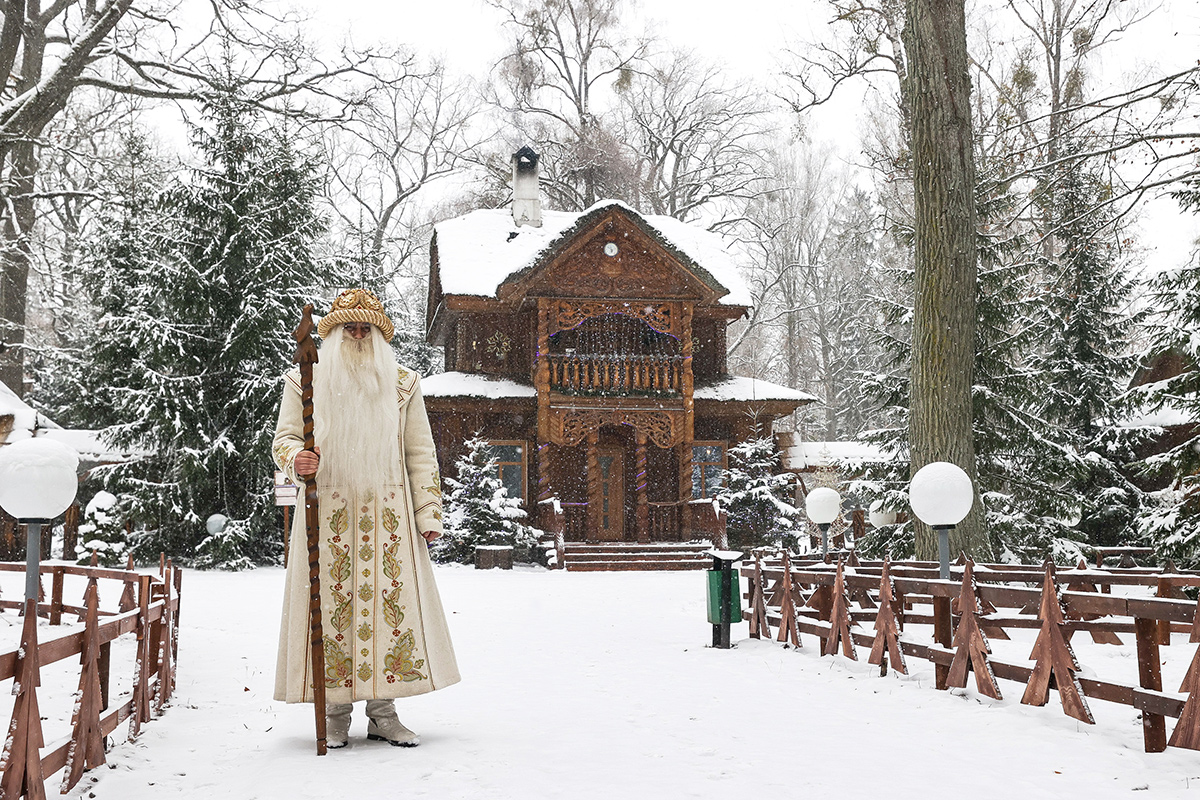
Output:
[{"xmin": 422, "ymin": 148, "xmax": 814, "ymax": 561}]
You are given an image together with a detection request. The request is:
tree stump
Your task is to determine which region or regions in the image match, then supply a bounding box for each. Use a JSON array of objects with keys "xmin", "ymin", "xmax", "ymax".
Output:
[{"xmin": 475, "ymin": 545, "xmax": 514, "ymax": 570}]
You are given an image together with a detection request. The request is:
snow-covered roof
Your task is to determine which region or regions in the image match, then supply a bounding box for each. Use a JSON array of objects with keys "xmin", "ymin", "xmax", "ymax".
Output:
[
  {"xmin": 781, "ymin": 441, "xmax": 889, "ymax": 471},
  {"xmin": 434, "ymin": 201, "xmax": 751, "ymax": 306},
  {"xmin": 37, "ymin": 428, "xmax": 141, "ymax": 464},
  {"xmin": 693, "ymin": 376, "xmax": 816, "ymax": 403},
  {"xmin": 421, "ymin": 371, "xmax": 537, "ymax": 399},
  {"xmin": 0, "ymin": 379, "xmax": 58, "ymax": 444}
]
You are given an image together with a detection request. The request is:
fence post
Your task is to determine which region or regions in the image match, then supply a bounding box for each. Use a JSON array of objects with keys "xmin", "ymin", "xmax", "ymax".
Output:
[
  {"xmin": 49, "ymin": 566, "xmax": 64, "ymax": 625},
  {"xmin": 1135, "ymin": 616, "xmax": 1167, "ymax": 752},
  {"xmin": 0, "ymin": 599, "xmax": 48, "ymax": 800}
]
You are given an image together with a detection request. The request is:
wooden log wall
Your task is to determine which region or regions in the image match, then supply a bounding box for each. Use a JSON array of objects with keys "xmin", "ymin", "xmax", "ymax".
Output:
[
  {"xmin": 0, "ymin": 557, "xmax": 182, "ymax": 796},
  {"xmin": 741, "ymin": 556, "xmax": 1200, "ymax": 754}
]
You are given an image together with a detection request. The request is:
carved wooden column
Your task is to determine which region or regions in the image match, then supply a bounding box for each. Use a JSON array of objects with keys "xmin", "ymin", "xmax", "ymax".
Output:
[
  {"xmin": 679, "ymin": 301, "xmax": 695, "ymax": 540},
  {"xmin": 678, "ymin": 443, "xmax": 693, "ymax": 542},
  {"xmin": 586, "ymin": 430, "xmax": 600, "ymax": 542},
  {"xmin": 635, "ymin": 431, "xmax": 649, "ymax": 543},
  {"xmin": 536, "ymin": 298, "xmax": 551, "ymax": 443}
]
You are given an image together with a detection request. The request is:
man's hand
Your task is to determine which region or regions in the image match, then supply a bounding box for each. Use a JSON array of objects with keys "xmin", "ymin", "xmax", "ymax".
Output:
[
  {"xmin": 421, "ymin": 530, "xmax": 440, "ymax": 543},
  {"xmin": 295, "ymin": 446, "xmax": 321, "ymax": 479}
]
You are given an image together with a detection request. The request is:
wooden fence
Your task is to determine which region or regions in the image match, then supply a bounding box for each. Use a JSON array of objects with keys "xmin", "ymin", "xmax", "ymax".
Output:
[
  {"xmin": 0, "ymin": 556, "xmax": 181, "ymax": 799},
  {"xmin": 741, "ymin": 553, "xmax": 1200, "ymax": 754}
]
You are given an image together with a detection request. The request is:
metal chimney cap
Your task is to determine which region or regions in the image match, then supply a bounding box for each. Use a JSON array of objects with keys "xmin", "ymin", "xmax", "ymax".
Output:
[{"xmin": 513, "ymin": 145, "xmax": 540, "ymax": 172}]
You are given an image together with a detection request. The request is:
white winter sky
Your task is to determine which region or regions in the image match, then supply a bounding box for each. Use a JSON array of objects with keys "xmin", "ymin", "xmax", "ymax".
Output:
[{"xmin": 289, "ymin": 0, "xmax": 1200, "ymax": 273}]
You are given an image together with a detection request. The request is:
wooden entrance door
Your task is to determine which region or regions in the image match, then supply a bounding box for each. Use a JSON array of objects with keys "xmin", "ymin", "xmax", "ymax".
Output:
[{"xmin": 596, "ymin": 447, "xmax": 626, "ymax": 541}]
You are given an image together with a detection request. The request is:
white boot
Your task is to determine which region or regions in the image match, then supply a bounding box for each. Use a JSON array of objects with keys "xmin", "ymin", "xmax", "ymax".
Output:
[
  {"xmin": 365, "ymin": 699, "xmax": 419, "ymax": 747},
  {"xmin": 326, "ymin": 702, "xmax": 353, "ymax": 749}
]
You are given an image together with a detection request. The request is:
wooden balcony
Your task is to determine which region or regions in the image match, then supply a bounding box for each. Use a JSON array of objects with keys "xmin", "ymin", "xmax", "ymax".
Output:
[{"xmin": 546, "ymin": 354, "xmax": 683, "ymax": 396}]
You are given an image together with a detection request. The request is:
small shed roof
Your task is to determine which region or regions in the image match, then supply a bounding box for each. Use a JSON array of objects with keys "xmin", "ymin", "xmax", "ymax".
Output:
[
  {"xmin": 780, "ymin": 439, "xmax": 890, "ymax": 472},
  {"xmin": 693, "ymin": 376, "xmax": 816, "ymax": 403},
  {"xmin": 433, "ymin": 201, "xmax": 751, "ymax": 306},
  {"xmin": 421, "ymin": 371, "xmax": 538, "ymax": 400}
]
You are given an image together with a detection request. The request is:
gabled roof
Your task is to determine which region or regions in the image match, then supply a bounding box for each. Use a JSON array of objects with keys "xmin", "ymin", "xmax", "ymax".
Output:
[{"xmin": 433, "ymin": 200, "xmax": 751, "ymax": 306}]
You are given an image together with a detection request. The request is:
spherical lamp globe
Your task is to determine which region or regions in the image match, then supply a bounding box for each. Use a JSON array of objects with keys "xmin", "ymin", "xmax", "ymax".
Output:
[
  {"xmin": 909, "ymin": 462, "xmax": 973, "ymax": 527},
  {"xmin": 805, "ymin": 487, "xmax": 841, "ymax": 525},
  {"xmin": 0, "ymin": 438, "xmax": 79, "ymax": 522},
  {"xmin": 868, "ymin": 499, "xmax": 898, "ymax": 529},
  {"xmin": 206, "ymin": 514, "xmax": 230, "ymax": 536}
]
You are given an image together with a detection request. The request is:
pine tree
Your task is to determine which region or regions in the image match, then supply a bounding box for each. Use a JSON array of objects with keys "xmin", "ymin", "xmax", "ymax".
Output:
[
  {"xmin": 434, "ymin": 437, "xmax": 538, "ymax": 564},
  {"xmin": 716, "ymin": 437, "xmax": 800, "ymax": 551},
  {"xmin": 70, "ymin": 69, "xmax": 339, "ymax": 565}
]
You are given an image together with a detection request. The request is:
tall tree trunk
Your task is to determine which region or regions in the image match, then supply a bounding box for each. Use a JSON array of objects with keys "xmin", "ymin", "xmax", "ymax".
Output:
[
  {"xmin": 0, "ymin": 141, "xmax": 39, "ymax": 395},
  {"xmin": 903, "ymin": 0, "xmax": 990, "ymax": 560}
]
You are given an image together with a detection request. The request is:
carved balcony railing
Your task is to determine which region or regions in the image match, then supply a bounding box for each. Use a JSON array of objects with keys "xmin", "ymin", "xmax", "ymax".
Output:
[{"xmin": 546, "ymin": 354, "xmax": 683, "ymax": 396}]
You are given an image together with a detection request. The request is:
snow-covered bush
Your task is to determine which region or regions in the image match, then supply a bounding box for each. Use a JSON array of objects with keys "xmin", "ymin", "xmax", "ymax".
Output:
[
  {"xmin": 76, "ymin": 491, "xmax": 128, "ymax": 567},
  {"xmin": 433, "ymin": 437, "xmax": 539, "ymax": 564},
  {"xmin": 715, "ymin": 437, "xmax": 800, "ymax": 551},
  {"xmin": 194, "ymin": 517, "xmax": 254, "ymax": 571}
]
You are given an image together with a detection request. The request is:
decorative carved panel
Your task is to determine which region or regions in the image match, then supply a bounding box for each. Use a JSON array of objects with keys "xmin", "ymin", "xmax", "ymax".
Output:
[
  {"xmin": 551, "ymin": 407, "xmax": 682, "ymax": 449},
  {"xmin": 551, "ymin": 299, "xmax": 675, "ymax": 336},
  {"xmin": 520, "ymin": 213, "xmax": 715, "ymax": 303}
]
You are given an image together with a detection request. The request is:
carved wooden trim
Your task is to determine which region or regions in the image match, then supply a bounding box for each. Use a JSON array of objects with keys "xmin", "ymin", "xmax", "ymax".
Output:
[
  {"xmin": 550, "ymin": 299, "xmax": 675, "ymax": 337},
  {"xmin": 551, "ymin": 408, "xmax": 681, "ymax": 449}
]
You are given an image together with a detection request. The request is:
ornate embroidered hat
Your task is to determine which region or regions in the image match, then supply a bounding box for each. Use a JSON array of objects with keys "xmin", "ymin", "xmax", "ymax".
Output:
[{"xmin": 317, "ymin": 288, "xmax": 395, "ymax": 342}]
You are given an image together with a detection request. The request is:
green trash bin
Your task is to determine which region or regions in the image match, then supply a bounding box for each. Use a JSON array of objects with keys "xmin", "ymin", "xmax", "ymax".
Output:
[{"xmin": 706, "ymin": 569, "xmax": 742, "ymax": 625}]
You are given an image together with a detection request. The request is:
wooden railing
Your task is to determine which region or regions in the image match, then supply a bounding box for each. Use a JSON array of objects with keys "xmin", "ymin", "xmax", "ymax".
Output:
[
  {"xmin": 0, "ymin": 557, "xmax": 181, "ymax": 797},
  {"xmin": 648, "ymin": 503, "xmax": 682, "ymax": 541},
  {"xmin": 562, "ymin": 503, "xmax": 588, "ymax": 541},
  {"xmin": 741, "ymin": 555, "xmax": 1200, "ymax": 754},
  {"xmin": 546, "ymin": 354, "xmax": 683, "ymax": 395}
]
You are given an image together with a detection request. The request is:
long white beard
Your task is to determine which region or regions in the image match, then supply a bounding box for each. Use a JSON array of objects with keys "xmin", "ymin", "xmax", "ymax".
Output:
[{"xmin": 313, "ymin": 326, "xmax": 401, "ymax": 492}]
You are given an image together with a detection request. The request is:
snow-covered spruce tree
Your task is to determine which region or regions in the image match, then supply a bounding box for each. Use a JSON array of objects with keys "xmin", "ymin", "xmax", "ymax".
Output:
[
  {"xmin": 1135, "ymin": 172, "xmax": 1200, "ymax": 566},
  {"xmin": 434, "ymin": 437, "xmax": 538, "ymax": 564},
  {"xmin": 194, "ymin": 517, "xmax": 254, "ymax": 571},
  {"xmin": 75, "ymin": 491, "xmax": 129, "ymax": 567},
  {"xmin": 715, "ymin": 437, "xmax": 800, "ymax": 551},
  {"xmin": 77, "ymin": 76, "xmax": 336, "ymax": 565},
  {"xmin": 1029, "ymin": 144, "xmax": 1146, "ymax": 551}
]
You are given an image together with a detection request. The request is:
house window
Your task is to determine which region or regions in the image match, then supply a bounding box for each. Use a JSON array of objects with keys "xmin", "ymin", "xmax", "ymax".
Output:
[
  {"xmin": 691, "ymin": 442, "xmax": 725, "ymax": 499},
  {"xmin": 489, "ymin": 441, "xmax": 527, "ymax": 504}
]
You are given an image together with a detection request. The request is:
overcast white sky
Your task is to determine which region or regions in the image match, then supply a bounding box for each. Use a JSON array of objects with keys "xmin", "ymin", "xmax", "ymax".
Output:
[{"xmin": 291, "ymin": 0, "xmax": 1200, "ymax": 273}]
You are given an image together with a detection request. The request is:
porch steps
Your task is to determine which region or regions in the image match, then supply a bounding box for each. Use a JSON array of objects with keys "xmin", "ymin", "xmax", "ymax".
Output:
[{"xmin": 561, "ymin": 542, "xmax": 712, "ymax": 572}]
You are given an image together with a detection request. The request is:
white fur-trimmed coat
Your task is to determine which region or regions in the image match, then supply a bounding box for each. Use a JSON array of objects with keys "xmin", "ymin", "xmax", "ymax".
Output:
[{"xmin": 271, "ymin": 365, "xmax": 460, "ymax": 703}]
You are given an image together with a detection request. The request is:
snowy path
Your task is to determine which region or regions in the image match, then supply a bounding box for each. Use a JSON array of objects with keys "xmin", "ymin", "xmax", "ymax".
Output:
[{"xmin": 46, "ymin": 566, "xmax": 1200, "ymax": 799}]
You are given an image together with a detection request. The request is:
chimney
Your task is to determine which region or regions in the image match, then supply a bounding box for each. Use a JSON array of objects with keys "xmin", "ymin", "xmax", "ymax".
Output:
[{"xmin": 512, "ymin": 145, "xmax": 542, "ymax": 228}]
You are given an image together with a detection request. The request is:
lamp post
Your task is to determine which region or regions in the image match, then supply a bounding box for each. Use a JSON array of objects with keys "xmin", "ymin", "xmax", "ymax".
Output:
[
  {"xmin": 805, "ymin": 487, "xmax": 841, "ymax": 558},
  {"xmin": 908, "ymin": 461, "xmax": 974, "ymax": 580},
  {"xmin": 0, "ymin": 439, "xmax": 80, "ymax": 605}
]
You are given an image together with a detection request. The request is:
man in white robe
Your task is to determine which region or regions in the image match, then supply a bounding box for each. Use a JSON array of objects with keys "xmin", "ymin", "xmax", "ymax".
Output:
[{"xmin": 272, "ymin": 288, "xmax": 459, "ymax": 748}]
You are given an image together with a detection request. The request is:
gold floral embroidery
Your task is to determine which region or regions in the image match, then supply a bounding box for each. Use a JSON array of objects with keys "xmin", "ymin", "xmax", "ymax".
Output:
[
  {"xmin": 381, "ymin": 587, "xmax": 404, "ymax": 628},
  {"xmin": 361, "ymin": 568, "xmax": 370, "ymax": 578},
  {"xmin": 359, "ymin": 541, "xmax": 374, "ymax": 562},
  {"xmin": 397, "ymin": 366, "xmax": 411, "ymax": 384},
  {"xmin": 422, "ymin": 468, "xmax": 442, "ymax": 499},
  {"xmin": 328, "ymin": 543, "xmax": 352, "ymax": 584},
  {"xmin": 324, "ymin": 637, "xmax": 352, "ymax": 688},
  {"xmin": 382, "ymin": 507, "xmax": 399, "ymax": 534},
  {"xmin": 359, "ymin": 513, "xmax": 375, "ymax": 533},
  {"xmin": 358, "ymin": 583, "xmax": 374, "ymax": 603},
  {"xmin": 328, "ymin": 503, "xmax": 350, "ymax": 536},
  {"xmin": 272, "ymin": 443, "xmax": 299, "ymax": 472},
  {"xmin": 384, "ymin": 630, "xmax": 427, "ymax": 682},
  {"xmin": 382, "ymin": 542, "xmax": 402, "ymax": 580},
  {"xmin": 357, "ymin": 662, "xmax": 373, "ymax": 682},
  {"xmin": 357, "ymin": 622, "xmax": 373, "ymax": 642},
  {"xmin": 330, "ymin": 588, "xmax": 353, "ymax": 634}
]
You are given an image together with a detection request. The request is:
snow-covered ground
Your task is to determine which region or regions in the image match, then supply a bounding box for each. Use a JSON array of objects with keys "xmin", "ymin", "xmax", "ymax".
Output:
[{"xmin": 4, "ymin": 565, "xmax": 1200, "ymax": 799}]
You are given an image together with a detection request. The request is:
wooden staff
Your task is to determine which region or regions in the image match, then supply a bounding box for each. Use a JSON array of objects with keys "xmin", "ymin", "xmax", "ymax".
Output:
[{"xmin": 293, "ymin": 305, "xmax": 327, "ymax": 756}]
